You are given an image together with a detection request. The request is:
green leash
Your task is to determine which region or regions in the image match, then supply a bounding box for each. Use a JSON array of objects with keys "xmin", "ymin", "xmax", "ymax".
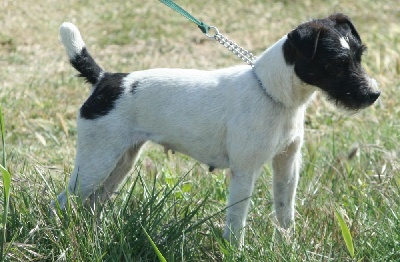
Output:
[
  {"xmin": 159, "ymin": 0, "xmax": 210, "ymax": 34},
  {"xmin": 159, "ymin": 0, "xmax": 257, "ymax": 66}
]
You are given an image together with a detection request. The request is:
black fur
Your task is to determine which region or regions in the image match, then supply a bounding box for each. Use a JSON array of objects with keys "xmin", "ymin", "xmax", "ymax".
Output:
[
  {"xmin": 70, "ymin": 47, "xmax": 103, "ymax": 85},
  {"xmin": 80, "ymin": 73, "xmax": 128, "ymax": 120},
  {"xmin": 283, "ymin": 13, "xmax": 379, "ymax": 110}
]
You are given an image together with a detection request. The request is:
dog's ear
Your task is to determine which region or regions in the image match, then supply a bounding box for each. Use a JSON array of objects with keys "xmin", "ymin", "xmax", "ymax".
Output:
[
  {"xmin": 329, "ymin": 13, "xmax": 362, "ymax": 43},
  {"xmin": 287, "ymin": 23, "xmax": 322, "ymax": 61}
]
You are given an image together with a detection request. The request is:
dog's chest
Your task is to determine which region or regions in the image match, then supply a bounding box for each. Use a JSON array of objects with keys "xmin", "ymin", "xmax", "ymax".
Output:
[
  {"xmin": 274, "ymin": 110, "xmax": 304, "ymax": 150},
  {"xmin": 241, "ymin": 107, "xmax": 305, "ymax": 163}
]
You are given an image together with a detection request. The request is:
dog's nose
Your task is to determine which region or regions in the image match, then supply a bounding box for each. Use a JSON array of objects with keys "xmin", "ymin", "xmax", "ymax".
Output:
[{"xmin": 369, "ymin": 90, "xmax": 381, "ymax": 103}]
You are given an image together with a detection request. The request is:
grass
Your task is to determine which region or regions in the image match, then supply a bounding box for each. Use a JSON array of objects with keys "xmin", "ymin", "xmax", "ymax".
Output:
[
  {"xmin": 1, "ymin": 0, "xmax": 400, "ymax": 260},
  {"xmin": 0, "ymin": 105, "xmax": 12, "ymax": 261}
]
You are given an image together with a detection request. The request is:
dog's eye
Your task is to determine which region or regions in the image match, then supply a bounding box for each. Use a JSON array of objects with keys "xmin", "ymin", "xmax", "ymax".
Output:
[{"xmin": 325, "ymin": 62, "xmax": 346, "ymax": 76}]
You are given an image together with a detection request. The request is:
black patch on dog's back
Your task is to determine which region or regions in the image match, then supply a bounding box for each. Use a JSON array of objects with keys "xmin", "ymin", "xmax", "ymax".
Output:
[{"xmin": 80, "ymin": 73, "xmax": 128, "ymax": 120}]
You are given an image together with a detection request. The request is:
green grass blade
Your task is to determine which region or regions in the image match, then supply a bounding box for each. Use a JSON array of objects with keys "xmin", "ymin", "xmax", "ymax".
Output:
[
  {"xmin": 0, "ymin": 105, "xmax": 10, "ymax": 261},
  {"xmin": 141, "ymin": 225, "xmax": 167, "ymax": 262},
  {"xmin": 0, "ymin": 105, "xmax": 5, "ymax": 168},
  {"xmin": 0, "ymin": 165, "xmax": 10, "ymax": 201},
  {"xmin": 335, "ymin": 207, "xmax": 355, "ymax": 258}
]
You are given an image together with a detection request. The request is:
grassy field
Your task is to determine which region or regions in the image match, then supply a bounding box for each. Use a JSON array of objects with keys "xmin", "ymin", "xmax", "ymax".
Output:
[{"xmin": 1, "ymin": 0, "xmax": 399, "ymax": 261}]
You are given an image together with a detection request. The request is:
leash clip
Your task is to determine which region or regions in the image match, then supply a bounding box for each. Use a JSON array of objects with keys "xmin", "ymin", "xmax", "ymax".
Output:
[{"xmin": 205, "ymin": 26, "xmax": 220, "ymax": 38}]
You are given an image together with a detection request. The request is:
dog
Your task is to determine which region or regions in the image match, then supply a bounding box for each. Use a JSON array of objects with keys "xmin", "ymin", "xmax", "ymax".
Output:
[{"xmin": 54, "ymin": 13, "xmax": 380, "ymax": 246}]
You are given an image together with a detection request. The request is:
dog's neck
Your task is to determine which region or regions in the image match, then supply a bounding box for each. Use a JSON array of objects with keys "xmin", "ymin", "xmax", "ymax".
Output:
[{"xmin": 253, "ymin": 36, "xmax": 316, "ymax": 109}]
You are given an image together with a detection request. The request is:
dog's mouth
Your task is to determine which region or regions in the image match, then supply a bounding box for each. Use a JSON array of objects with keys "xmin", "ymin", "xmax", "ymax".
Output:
[
  {"xmin": 326, "ymin": 77, "xmax": 381, "ymax": 111},
  {"xmin": 330, "ymin": 89, "xmax": 380, "ymax": 111}
]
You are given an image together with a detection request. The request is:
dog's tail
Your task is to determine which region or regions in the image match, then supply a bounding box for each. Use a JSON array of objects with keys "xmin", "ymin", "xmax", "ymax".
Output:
[{"xmin": 60, "ymin": 22, "xmax": 103, "ymax": 85}]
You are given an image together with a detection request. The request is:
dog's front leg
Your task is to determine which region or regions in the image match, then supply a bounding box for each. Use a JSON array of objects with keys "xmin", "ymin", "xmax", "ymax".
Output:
[
  {"xmin": 223, "ymin": 170, "xmax": 258, "ymax": 247},
  {"xmin": 272, "ymin": 138, "xmax": 302, "ymax": 230}
]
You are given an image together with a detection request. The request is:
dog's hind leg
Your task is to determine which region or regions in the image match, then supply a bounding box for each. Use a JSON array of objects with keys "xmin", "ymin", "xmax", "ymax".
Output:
[
  {"xmin": 92, "ymin": 142, "xmax": 145, "ymax": 203},
  {"xmin": 272, "ymin": 138, "xmax": 302, "ymax": 230},
  {"xmin": 54, "ymin": 119, "xmax": 144, "ymax": 210},
  {"xmin": 55, "ymin": 148, "xmax": 127, "ymax": 210}
]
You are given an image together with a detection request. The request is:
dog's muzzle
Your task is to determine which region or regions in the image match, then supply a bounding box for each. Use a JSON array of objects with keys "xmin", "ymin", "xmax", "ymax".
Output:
[{"xmin": 367, "ymin": 78, "xmax": 381, "ymax": 104}]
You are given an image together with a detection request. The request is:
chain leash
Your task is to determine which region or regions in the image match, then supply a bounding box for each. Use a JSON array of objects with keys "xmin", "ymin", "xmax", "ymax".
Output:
[
  {"xmin": 159, "ymin": 0, "xmax": 257, "ymax": 66},
  {"xmin": 205, "ymin": 26, "xmax": 257, "ymax": 67}
]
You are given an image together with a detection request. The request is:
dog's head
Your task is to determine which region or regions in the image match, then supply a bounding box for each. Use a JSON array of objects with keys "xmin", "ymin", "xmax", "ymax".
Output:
[{"xmin": 283, "ymin": 13, "xmax": 380, "ymax": 110}]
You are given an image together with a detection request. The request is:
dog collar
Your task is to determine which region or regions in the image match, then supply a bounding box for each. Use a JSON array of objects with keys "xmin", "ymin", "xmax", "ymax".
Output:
[{"xmin": 252, "ymin": 68, "xmax": 285, "ymax": 107}]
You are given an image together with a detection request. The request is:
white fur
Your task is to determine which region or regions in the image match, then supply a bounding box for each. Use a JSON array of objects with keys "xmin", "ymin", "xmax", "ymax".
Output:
[
  {"xmin": 60, "ymin": 22, "xmax": 86, "ymax": 59},
  {"xmin": 55, "ymin": 24, "xmax": 318, "ymax": 247},
  {"xmin": 340, "ymin": 37, "xmax": 350, "ymax": 49}
]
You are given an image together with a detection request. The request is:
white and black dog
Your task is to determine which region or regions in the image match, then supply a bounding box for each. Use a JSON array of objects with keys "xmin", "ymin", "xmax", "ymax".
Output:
[{"xmin": 55, "ymin": 13, "xmax": 380, "ymax": 246}]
